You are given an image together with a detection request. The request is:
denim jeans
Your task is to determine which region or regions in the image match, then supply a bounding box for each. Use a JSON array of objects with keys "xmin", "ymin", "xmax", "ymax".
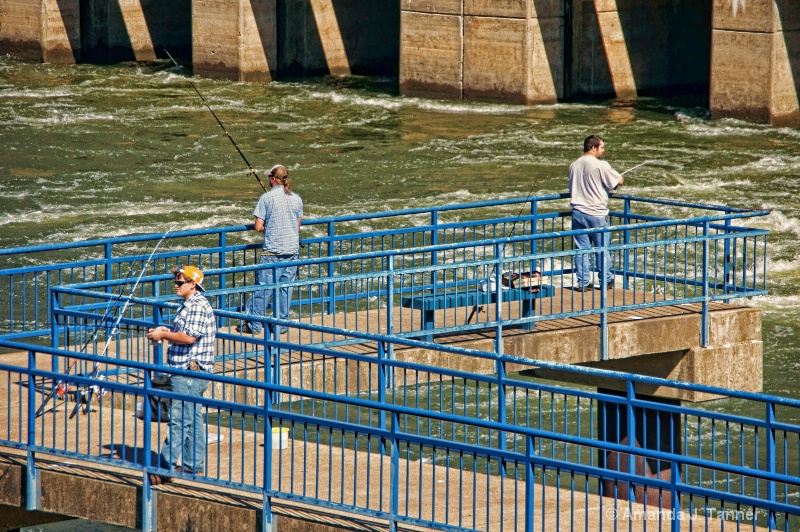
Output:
[
  {"xmin": 159, "ymin": 374, "xmax": 209, "ymax": 473},
  {"xmin": 572, "ymin": 209, "xmax": 614, "ymax": 288},
  {"xmin": 243, "ymin": 254, "xmax": 297, "ymax": 334}
]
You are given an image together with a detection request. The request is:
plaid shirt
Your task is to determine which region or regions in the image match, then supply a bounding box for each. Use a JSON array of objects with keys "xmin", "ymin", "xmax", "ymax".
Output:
[
  {"xmin": 254, "ymin": 185, "xmax": 303, "ymax": 255},
  {"xmin": 166, "ymin": 292, "xmax": 216, "ymax": 373}
]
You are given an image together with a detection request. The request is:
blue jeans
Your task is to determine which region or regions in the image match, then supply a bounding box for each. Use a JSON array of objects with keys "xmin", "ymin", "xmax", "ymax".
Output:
[
  {"xmin": 572, "ymin": 209, "xmax": 614, "ymax": 288},
  {"xmin": 159, "ymin": 374, "xmax": 209, "ymax": 473},
  {"xmin": 244, "ymin": 254, "xmax": 297, "ymax": 334}
]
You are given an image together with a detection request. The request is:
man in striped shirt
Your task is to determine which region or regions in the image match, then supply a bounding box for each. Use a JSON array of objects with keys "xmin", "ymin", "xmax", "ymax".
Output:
[
  {"xmin": 239, "ymin": 164, "xmax": 303, "ymax": 336},
  {"xmin": 146, "ymin": 265, "xmax": 215, "ymax": 484}
]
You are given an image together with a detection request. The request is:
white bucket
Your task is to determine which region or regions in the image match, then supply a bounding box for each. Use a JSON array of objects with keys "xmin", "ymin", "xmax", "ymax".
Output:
[{"xmin": 272, "ymin": 426, "xmax": 290, "ymax": 450}]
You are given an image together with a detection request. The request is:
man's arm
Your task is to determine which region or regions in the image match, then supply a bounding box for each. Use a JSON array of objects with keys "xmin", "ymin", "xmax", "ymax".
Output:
[
  {"xmin": 254, "ymin": 217, "xmax": 265, "ymax": 232},
  {"xmin": 146, "ymin": 326, "xmax": 197, "ymax": 345}
]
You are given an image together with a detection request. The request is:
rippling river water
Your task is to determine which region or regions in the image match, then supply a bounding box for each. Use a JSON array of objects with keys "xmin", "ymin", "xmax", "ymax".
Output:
[{"xmin": 1, "ymin": 57, "xmax": 798, "ymax": 402}]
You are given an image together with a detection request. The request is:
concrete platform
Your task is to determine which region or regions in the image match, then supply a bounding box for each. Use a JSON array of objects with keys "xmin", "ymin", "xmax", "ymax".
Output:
[{"xmin": 0, "ymin": 286, "xmax": 764, "ymax": 529}]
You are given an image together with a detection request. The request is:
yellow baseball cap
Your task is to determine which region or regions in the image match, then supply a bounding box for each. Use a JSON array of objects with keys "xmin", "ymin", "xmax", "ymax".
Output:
[{"xmin": 179, "ymin": 265, "xmax": 205, "ymax": 291}]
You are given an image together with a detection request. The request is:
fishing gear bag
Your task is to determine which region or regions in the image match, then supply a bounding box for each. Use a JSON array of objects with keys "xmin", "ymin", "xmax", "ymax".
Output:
[{"xmin": 148, "ymin": 374, "xmax": 171, "ymax": 422}]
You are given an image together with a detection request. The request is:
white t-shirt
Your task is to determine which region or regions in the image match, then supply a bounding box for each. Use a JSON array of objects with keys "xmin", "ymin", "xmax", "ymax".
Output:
[{"xmin": 568, "ymin": 154, "xmax": 622, "ymax": 217}]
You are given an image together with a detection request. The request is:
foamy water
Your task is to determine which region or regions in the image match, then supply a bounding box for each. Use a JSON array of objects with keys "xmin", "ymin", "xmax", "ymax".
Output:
[{"xmin": 0, "ymin": 56, "xmax": 798, "ymax": 402}]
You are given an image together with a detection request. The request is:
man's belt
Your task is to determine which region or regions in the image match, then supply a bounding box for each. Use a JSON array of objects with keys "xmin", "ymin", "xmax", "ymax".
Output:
[{"xmin": 261, "ymin": 250, "xmax": 296, "ymax": 256}]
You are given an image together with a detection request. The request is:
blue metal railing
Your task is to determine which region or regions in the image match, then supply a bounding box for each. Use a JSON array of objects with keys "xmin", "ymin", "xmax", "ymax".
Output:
[
  {"xmin": 0, "ymin": 316, "xmax": 797, "ymax": 530},
  {"xmin": 0, "ymin": 193, "xmax": 777, "ymax": 530},
  {"xmin": 0, "ymin": 193, "xmax": 769, "ymax": 340}
]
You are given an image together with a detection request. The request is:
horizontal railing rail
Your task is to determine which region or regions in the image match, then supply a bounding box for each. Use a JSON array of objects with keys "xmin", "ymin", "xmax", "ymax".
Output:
[
  {"xmin": 0, "ymin": 313, "xmax": 797, "ymax": 530},
  {"xmin": 0, "ymin": 194, "xmax": 768, "ymax": 339},
  {"xmin": 45, "ymin": 212, "xmax": 768, "ymax": 359},
  {"xmin": 0, "ymin": 193, "xmax": 775, "ymax": 530}
]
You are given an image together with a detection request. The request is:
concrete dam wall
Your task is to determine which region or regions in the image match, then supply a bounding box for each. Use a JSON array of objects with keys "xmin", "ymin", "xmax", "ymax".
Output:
[{"xmin": 0, "ymin": 0, "xmax": 797, "ymax": 125}]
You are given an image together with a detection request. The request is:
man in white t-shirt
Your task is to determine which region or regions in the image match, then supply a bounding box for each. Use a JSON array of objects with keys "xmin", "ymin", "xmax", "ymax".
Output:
[{"xmin": 568, "ymin": 135, "xmax": 623, "ymax": 291}]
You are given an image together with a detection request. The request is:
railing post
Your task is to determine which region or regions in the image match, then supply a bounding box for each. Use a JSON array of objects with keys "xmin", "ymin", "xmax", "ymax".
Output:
[
  {"xmin": 431, "ymin": 210, "xmax": 439, "ymax": 298},
  {"xmin": 141, "ymin": 371, "xmax": 155, "ymax": 531},
  {"xmin": 525, "ymin": 434, "xmax": 535, "ymax": 532},
  {"xmin": 218, "ymin": 231, "xmax": 227, "ymax": 293},
  {"xmin": 723, "ymin": 213, "xmax": 732, "ymax": 293},
  {"xmin": 493, "ymin": 244, "xmax": 504, "ymax": 355},
  {"xmin": 327, "ymin": 221, "xmax": 336, "ymax": 315},
  {"xmin": 530, "ymin": 200, "xmax": 538, "ymax": 273},
  {"xmin": 701, "ymin": 221, "xmax": 710, "ymax": 346},
  {"xmin": 152, "ymin": 305, "xmax": 164, "ymax": 368},
  {"xmin": 385, "ymin": 256, "xmax": 396, "ymax": 373},
  {"xmin": 262, "ymin": 386, "xmax": 276, "ymax": 531},
  {"xmin": 26, "ymin": 350, "xmax": 40, "ymax": 511},
  {"xmin": 670, "ymin": 461, "xmax": 681, "ymax": 532},
  {"xmin": 623, "ymin": 199, "xmax": 631, "ymax": 290},
  {"xmin": 389, "ymin": 411, "xmax": 400, "ymax": 532},
  {"xmin": 600, "ymin": 226, "xmax": 609, "ymax": 361},
  {"xmin": 496, "ymin": 358, "xmax": 507, "ymax": 478},
  {"xmin": 626, "ymin": 380, "xmax": 636, "ymax": 504},
  {"xmin": 50, "ymin": 290, "xmax": 60, "ymax": 372},
  {"xmin": 104, "ymin": 242, "xmax": 113, "ymax": 282},
  {"xmin": 378, "ymin": 341, "xmax": 388, "ymax": 456},
  {"xmin": 766, "ymin": 402, "xmax": 777, "ymax": 530}
]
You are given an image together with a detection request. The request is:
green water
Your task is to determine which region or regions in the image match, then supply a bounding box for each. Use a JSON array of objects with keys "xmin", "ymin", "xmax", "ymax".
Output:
[{"xmin": 1, "ymin": 57, "xmax": 799, "ymax": 405}]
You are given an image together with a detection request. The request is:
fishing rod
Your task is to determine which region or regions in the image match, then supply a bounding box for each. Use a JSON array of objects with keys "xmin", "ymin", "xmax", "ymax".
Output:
[
  {"xmin": 621, "ymin": 160, "xmax": 650, "ymax": 175},
  {"xmin": 35, "ymin": 265, "xmax": 137, "ymax": 417},
  {"xmin": 69, "ymin": 227, "xmax": 175, "ymax": 418},
  {"xmin": 164, "ymin": 50, "xmax": 305, "ymax": 249},
  {"xmin": 164, "ymin": 50, "xmax": 268, "ymax": 194}
]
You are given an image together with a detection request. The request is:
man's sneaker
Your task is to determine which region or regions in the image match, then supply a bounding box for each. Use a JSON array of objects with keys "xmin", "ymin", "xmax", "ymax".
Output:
[
  {"xmin": 149, "ymin": 473, "xmax": 171, "ymax": 485},
  {"xmin": 235, "ymin": 323, "xmax": 253, "ymax": 334},
  {"xmin": 605, "ymin": 281, "xmax": 615, "ymax": 290},
  {"xmin": 572, "ymin": 285, "xmax": 592, "ymax": 292}
]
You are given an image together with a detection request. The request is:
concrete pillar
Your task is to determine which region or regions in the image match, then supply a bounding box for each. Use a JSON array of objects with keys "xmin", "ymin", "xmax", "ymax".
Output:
[
  {"xmin": 464, "ymin": 0, "xmax": 563, "ymax": 104},
  {"xmin": 399, "ymin": 1, "xmax": 463, "ymax": 99},
  {"xmin": 598, "ymin": 390, "xmax": 679, "ymax": 508},
  {"xmin": 0, "ymin": 0, "xmax": 80, "ymax": 62},
  {"xmin": 710, "ymin": 0, "xmax": 800, "ymax": 125},
  {"xmin": 192, "ymin": 0, "xmax": 277, "ymax": 82},
  {"xmin": 400, "ymin": 0, "xmax": 566, "ymax": 103}
]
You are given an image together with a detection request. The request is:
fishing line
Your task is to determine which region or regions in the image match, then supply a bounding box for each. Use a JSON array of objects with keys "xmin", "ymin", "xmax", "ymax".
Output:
[
  {"xmin": 37, "ymin": 229, "xmax": 176, "ymax": 417},
  {"xmin": 69, "ymin": 226, "xmax": 176, "ymax": 418},
  {"xmin": 164, "ymin": 51, "xmax": 305, "ymax": 249},
  {"xmin": 36, "ymin": 251, "xmax": 147, "ymax": 417},
  {"xmin": 164, "ymin": 50, "xmax": 268, "ymax": 193}
]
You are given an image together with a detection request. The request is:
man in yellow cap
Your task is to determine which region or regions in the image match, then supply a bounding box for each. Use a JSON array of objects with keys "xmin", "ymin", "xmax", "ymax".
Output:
[{"xmin": 146, "ymin": 265, "xmax": 216, "ymax": 484}]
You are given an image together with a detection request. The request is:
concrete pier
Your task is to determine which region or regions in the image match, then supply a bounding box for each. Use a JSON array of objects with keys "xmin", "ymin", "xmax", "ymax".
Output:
[
  {"xmin": 710, "ymin": 0, "xmax": 800, "ymax": 125},
  {"xmin": 1, "ymin": 0, "xmax": 797, "ymax": 124}
]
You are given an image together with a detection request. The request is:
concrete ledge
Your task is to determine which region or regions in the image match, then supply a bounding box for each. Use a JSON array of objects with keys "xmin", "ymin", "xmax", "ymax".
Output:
[{"xmin": 399, "ymin": 305, "xmax": 762, "ymax": 402}]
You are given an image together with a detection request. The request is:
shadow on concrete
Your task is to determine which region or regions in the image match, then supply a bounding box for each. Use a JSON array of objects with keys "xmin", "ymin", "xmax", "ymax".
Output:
[
  {"xmin": 54, "ymin": 0, "xmax": 81, "ymax": 63},
  {"xmin": 775, "ymin": 0, "xmax": 800, "ymax": 124},
  {"xmin": 576, "ymin": 0, "xmax": 710, "ymax": 100},
  {"xmin": 529, "ymin": 0, "xmax": 570, "ymax": 100},
  {"xmin": 278, "ymin": 0, "xmax": 399, "ymax": 78},
  {"xmin": 329, "ymin": 0, "xmax": 399, "ymax": 77},
  {"xmin": 103, "ymin": 443, "xmax": 160, "ymax": 467},
  {"xmin": 80, "ymin": 0, "xmax": 190, "ymax": 63}
]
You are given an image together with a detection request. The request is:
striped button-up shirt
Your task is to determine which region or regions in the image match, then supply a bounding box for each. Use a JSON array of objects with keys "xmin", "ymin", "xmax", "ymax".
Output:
[
  {"xmin": 254, "ymin": 185, "xmax": 304, "ymax": 255},
  {"xmin": 166, "ymin": 292, "xmax": 216, "ymax": 373}
]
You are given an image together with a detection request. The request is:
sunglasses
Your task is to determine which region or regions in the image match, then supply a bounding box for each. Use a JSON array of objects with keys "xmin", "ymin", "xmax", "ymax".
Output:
[{"xmin": 174, "ymin": 279, "xmax": 192, "ymax": 287}]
